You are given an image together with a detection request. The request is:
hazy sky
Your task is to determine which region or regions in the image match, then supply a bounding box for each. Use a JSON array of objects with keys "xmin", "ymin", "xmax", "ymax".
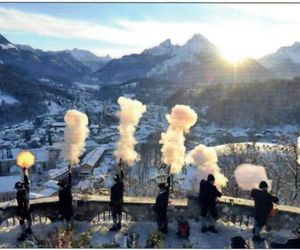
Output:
[{"xmin": 1, "ymin": 3, "xmax": 300, "ymax": 59}]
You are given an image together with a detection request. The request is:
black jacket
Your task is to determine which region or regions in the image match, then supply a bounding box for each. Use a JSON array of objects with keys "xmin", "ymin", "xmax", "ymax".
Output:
[
  {"xmin": 271, "ymin": 238, "xmax": 300, "ymax": 248},
  {"xmin": 251, "ymin": 189, "xmax": 279, "ymax": 216},
  {"xmin": 16, "ymin": 173, "xmax": 30, "ymax": 217},
  {"xmin": 154, "ymin": 176, "xmax": 170, "ymax": 214},
  {"xmin": 199, "ymin": 179, "xmax": 222, "ymax": 207},
  {"xmin": 58, "ymin": 172, "xmax": 73, "ymax": 215},
  {"xmin": 110, "ymin": 170, "xmax": 124, "ymax": 206}
]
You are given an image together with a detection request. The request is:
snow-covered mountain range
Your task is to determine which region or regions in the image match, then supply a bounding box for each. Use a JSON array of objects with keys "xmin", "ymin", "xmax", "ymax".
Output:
[
  {"xmin": 0, "ymin": 34, "xmax": 111, "ymax": 83},
  {"xmin": 94, "ymin": 34, "xmax": 275, "ymax": 85},
  {"xmin": 259, "ymin": 42, "xmax": 300, "ymax": 79},
  {"xmin": 2, "ymin": 33, "xmax": 300, "ymax": 86}
]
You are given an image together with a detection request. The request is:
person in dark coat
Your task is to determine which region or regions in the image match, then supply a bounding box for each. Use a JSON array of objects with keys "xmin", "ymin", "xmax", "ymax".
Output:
[
  {"xmin": 57, "ymin": 166, "xmax": 73, "ymax": 230},
  {"xmin": 251, "ymin": 181, "xmax": 279, "ymax": 241},
  {"xmin": 109, "ymin": 160, "xmax": 125, "ymax": 231},
  {"xmin": 231, "ymin": 236, "xmax": 249, "ymax": 248},
  {"xmin": 199, "ymin": 174, "xmax": 222, "ymax": 233},
  {"xmin": 153, "ymin": 175, "xmax": 170, "ymax": 234},
  {"xmin": 270, "ymin": 230, "xmax": 300, "ymax": 249},
  {"xmin": 15, "ymin": 168, "xmax": 32, "ymax": 241}
]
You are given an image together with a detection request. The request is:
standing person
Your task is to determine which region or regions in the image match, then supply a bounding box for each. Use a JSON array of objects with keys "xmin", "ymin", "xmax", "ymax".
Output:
[
  {"xmin": 251, "ymin": 181, "xmax": 279, "ymax": 241},
  {"xmin": 270, "ymin": 227, "xmax": 300, "ymax": 248},
  {"xmin": 15, "ymin": 168, "xmax": 32, "ymax": 241},
  {"xmin": 57, "ymin": 166, "xmax": 73, "ymax": 231},
  {"xmin": 153, "ymin": 175, "xmax": 170, "ymax": 234},
  {"xmin": 109, "ymin": 159, "xmax": 125, "ymax": 231},
  {"xmin": 199, "ymin": 174, "xmax": 222, "ymax": 233}
]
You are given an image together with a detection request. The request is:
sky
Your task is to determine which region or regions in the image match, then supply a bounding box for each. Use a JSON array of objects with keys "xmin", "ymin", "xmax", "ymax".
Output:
[{"xmin": 1, "ymin": 3, "xmax": 300, "ymax": 60}]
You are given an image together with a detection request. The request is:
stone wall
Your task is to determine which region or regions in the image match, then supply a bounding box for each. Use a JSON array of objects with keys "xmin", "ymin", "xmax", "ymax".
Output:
[{"xmin": 1, "ymin": 194, "xmax": 299, "ymax": 231}]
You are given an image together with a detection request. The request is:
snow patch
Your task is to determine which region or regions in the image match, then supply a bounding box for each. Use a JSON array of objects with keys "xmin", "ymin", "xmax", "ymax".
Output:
[
  {"xmin": 45, "ymin": 101, "xmax": 63, "ymax": 115},
  {"xmin": 0, "ymin": 91, "xmax": 19, "ymax": 104},
  {"xmin": 0, "ymin": 43, "xmax": 18, "ymax": 50}
]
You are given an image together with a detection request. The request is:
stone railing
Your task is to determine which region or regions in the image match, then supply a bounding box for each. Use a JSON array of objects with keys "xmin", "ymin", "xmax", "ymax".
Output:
[
  {"xmin": 187, "ymin": 195, "xmax": 300, "ymax": 231},
  {"xmin": 1, "ymin": 194, "xmax": 299, "ymax": 231},
  {"xmin": 0, "ymin": 194, "xmax": 187, "ymax": 226}
]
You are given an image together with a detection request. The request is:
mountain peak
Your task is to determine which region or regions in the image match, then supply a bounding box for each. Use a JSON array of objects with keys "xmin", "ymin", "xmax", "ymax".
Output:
[
  {"xmin": 67, "ymin": 48, "xmax": 112, "ymax": 62},
  {"xmin": 290, "ymin": 41, "xmax": 300, "ymax": 49},
  {"xmin": 0, "ymin": 34, "xmax": 10, "ymax": 45},
  {"xmin": 185, "ymin": 33, "xmax": 212, "ymax": 46},
  {"xmin": 275, "ymin": 41, "xmax": 300, "ymax": 64},
  {"xmin": 181, "ymin": 33, "xmax": 216, "ymax": 55},
  {"xmin": 142, "ymin": 38, "xmax": 176, "ymax": 56},
  {"xmin": 159, "ymin": 38, "xmax": 172, "ymax": 47}
]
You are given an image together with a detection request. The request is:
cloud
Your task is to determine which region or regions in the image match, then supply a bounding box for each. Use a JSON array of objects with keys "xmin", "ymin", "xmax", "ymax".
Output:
[
  {"xmin": 227, "ymin": 4, "xmax": 300, "ymax": 24},
  {"xmin": 0, "ymin": 7, "xmax": 131, "ymax": 45},
  {"xmin": 1, "ymin": 5, "xmax": 300, "ymax": 58}
]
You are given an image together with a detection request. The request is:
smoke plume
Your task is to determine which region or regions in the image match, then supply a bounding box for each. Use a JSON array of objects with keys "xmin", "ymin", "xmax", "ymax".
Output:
[
  {"xmin": 160, "ymin": 105, "xmax": 197, "ymax": 174},
  {"xmin": 114, "ymin": 97, "xmax": 147, "ymax": 166},
  {"xmin": 62, "ymin": 109, "xmax": 90, "ymax": 165},
  {"xmin": 186, "ymin": 144, "xmax": 228, "ymax": 188},
  {"xmin": 234, "ymin": 163, "xmax": 271, "ymax": 191}
]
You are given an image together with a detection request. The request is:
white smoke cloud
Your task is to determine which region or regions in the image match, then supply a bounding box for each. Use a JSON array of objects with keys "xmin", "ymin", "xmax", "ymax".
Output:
[
  {"xmin": 114, "ymin": 96, "xmax": 147, "ymax": 166},
  {"xmin": 186, "ymin": 144, "xmax": 228, "ymax": 189},
  {"xmin": 160, "ymin": 105, "xmax": 198, "ymax": 174},
  {"xmin": 62, "ymin": 109, "xmax": 90, "ymax": 165},
  {"xmin": 234, "ymin": 163, "xmax": 271, "ymax": 191}
]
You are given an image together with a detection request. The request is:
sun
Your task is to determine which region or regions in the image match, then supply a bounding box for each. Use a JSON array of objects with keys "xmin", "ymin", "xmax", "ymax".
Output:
[
  {"xmin": 221, "ymin": 46, "xmax": 248, "ymax": 64},
  {"xmin": 222, "ymin": 52, "xmax": 246, "ymax": 64},
  {"xmin": 213, "ymin": 21, "xmax": 259, "ymax": 64}
]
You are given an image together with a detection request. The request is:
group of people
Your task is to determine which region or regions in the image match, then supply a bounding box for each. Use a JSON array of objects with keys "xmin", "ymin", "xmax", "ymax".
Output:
[
  {"xmin": 13, "ymin": 164, "xmax": 300, "ymax": 248},
  {"xmin": 14, "ymin": 166, "xmax": 74, "ymax": 241},
  {"xmin": 199, "ymin": 174, "xmax": 299, "ymax": 248},
  {"xmin": 13, "ymin": 160, "xmax": 126, "ymax": 241}
]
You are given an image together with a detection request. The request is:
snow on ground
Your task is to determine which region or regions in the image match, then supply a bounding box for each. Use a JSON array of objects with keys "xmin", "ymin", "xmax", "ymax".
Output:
[
  {"xmin": 39, "ymin": 78, "xmax": 51, "ymax": 83},
  {"xmin": 0, "ymin": 43, "xmax": 18, "ymax": 50},
  {"xmin": 45, "ymin": 101, "xmax": 64, "ymax": 115},
  {"xmin": 0, "ymin": 219, "xmax": 270, "ymax": 248},
  {"xmin": 30, "ymin": 188, "xmax": 57, "ymax": 199},
  {"xmin": 75, "ymin": 82, "xmax": 100, "ymax": 90},
  {"xmin": 0, "ymin": 91, "xmax": 19, "ymax": 104},
  {"xmin": 45, "ymin": 165, "xmax": 68, "ymax": 179}
]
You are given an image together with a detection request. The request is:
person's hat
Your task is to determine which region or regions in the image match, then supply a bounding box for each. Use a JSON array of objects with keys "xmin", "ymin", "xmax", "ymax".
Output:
[
  {"xmin": 57, "ymin": 180, "xmax": 66, "ymax": 187},
  {"xmin": 113, "ymin": 174, "xmax": 120, "ymax": 182},
  {"xmin": 14, "ymin": 182, "xmax": 24, "ymax": 189},
  {"xmin": 231, "ymin": 236, "xmax": 247, "ymax": 248},
  {"xmin": 207, "ymin": 174, "xmax": 215, "ymax": 182},
  {"xmin": 259, "ymin": 181, "xmax": 268, "ymax": 189}
]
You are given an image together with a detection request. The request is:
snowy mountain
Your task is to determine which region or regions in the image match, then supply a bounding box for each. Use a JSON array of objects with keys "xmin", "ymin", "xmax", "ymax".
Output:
[
  {"xmin": 0, "ymin": 63, "xmax": 73, "ymax": 124},
  {"xmin": 66, "ymin": 48, "xmax": 112, "ymax": 72},
  {"xmin": 146, "ymin": 34, "xmax": 220, "ymax": 83},
  {"xmin": 0, "ymin": 34, "xmax": 18, "ymax": 50},
  {"xmin": 95, "ymin": 33, "xmax": 273, "ymax": 85},
  {"xmin": 142, "ymin": 39, "xmax": 178, "ymax": 56},
  {"xmin": 94, "ymin": 52, "xmax": 171, "ymax": 85},
  {"xmin": 0, "ymin": 34, "xmax": 90, "ymax": 83},
  {"xmin": 167, "ymin": 35, "xmax": 273, "ymax": 84},
  {"xmin": 259, "ymin": 42, "xmax": 300, "ymax": 79}
]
